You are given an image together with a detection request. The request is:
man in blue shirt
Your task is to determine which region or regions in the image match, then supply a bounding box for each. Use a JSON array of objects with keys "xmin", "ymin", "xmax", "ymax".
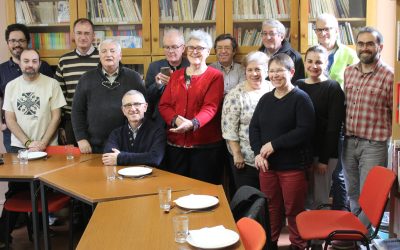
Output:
[{"xmin": 0, "ymin": 23, "xmax": 53, "ymax": 152}]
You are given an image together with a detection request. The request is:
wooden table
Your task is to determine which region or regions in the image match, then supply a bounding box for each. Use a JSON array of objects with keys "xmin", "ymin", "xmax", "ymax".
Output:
[
  {"xmin": 0, "ymin": 153, "xmax": 99, "ymax": 250},
  {"xmin": 77, "ymin": 185, "xmax": 244, "ymax": 250}
]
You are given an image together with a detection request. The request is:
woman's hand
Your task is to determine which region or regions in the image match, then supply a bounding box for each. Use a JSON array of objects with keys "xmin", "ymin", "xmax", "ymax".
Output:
[
  {"xmin": 28, "ymin": 140, "xmax": 47, "ymax": 152},
  {"xmin": 260, "ymin": 142, "xmax": 274, "ymax": 158},
  {"xmin": 169, "ymin": 115, "xmax": 194, "ymax": 133},
  {"xmin": 314, "ymin": 162, "xmax": 328, "ymax": 175},
  {"xmin": 233, "ymin": 152, "xmax": 245, "ymax": 169},
  {"xmin": 255, "ymin": 154, "xmax": 269, "ymax": 172}
]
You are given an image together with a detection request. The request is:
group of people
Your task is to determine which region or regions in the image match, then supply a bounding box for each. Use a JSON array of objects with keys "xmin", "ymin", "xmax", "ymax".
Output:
[{"xmin": 0, "ymin": 13, "xmax": 394, "ymax": 250}]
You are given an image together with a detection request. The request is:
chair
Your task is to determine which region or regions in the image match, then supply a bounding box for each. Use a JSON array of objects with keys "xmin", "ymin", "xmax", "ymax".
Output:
[
  {"xmin": 230, "ymin": 185, "xmax": 271, "ymax": 250},
  {"xmin": 237, "ymin": 217, "xmax": 267, "ymax": 250},
  {"xmin": 296, "ymin": 166, "xmax": 396, "ymax": 250}
]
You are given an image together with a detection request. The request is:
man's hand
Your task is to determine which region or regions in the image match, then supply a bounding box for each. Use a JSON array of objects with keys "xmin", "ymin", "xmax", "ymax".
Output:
[
  {"xmin": 58, "ymin": 128, "xmax": 67, "ymax": 145},
  {"xmin": 28, "ymin": 141, "xmax": 47, "ymax": 152},
  {"xmin": 255, "ymin": 154, "xmax": 268, "ymax": 172},
  {"xmin": 170, "ymin": 115, "xmax": 193, "ymax": 133},
  {"xmin": 78, "ymin": 139, "xmax": 92, "ymax": 154},
  {"xmin": 314, "ymin": 163, "xmax": 328, "ymax": 175},
  {"xmin": 1, "ymin": 123, "xmax": 7, "ymax": 131},
  {"xmin": 102, "ymin": 148, "xmax": 120, "ymax": 166},
  {"xmin": 260, "ymin": 142, "xmax": 274, "ymax": 158},
  {"xmin": 155, "ymin": 72, "xmax": 170, "ymax": 87}
]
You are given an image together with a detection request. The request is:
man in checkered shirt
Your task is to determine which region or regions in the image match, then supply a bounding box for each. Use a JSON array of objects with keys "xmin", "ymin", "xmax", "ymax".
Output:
[{"xmin": 342, "ymin": 27, "xmax": 393, "ymax": 219}]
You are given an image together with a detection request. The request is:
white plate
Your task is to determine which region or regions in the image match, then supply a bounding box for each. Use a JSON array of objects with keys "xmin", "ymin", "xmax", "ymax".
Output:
[
  {"xmin": 27, "ymin": 151, "xmax": 47, "ymax": 160},
  {"xmin": 186, "ymin": 226, "xmax": 239, "ymax": 249},
  {"xmin": 117, "ymin": 166, "xmax": 152, "ymax": 177},
  {"xmin": 174, "ymin": 194, "xmax": 219, "ymax": 210}
]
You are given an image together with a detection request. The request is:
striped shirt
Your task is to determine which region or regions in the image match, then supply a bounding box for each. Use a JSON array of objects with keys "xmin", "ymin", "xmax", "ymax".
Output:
[
  {"xmin": 55, "ymin": 48, "xmax": 100, "ymax": 115},
  {"xmin": 344, "ymin": 59, "xmax": 393, "ymax": 141}
]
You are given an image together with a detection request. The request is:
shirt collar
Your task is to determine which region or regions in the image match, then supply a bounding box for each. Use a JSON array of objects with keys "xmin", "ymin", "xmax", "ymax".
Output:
[
  {"xmin": 354, "ymin": 58, "xmax": 382, "ymax": 75},
  {"xmin": 76, "ymin": 45, "xmax": 95, "ymax": 56},
  {"xmin": 8, "ymin": 57, "xmax": 19, "ymax": 68},
  {"xmin": 102, "ymin": 68, "xmax": 119, "ymax": 77},
  {"xmin": 217, "ymin": 61, "xmax": 234, "ymax": 73}
]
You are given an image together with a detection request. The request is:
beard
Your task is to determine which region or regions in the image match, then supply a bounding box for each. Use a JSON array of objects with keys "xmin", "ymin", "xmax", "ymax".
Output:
[
  {"xmin": 22, "ymin": 68, "xmax": 39, "ymax": 78},
  {"xmin": 358, "ymin": 51, "xmax": 378, "ymax": 64}
]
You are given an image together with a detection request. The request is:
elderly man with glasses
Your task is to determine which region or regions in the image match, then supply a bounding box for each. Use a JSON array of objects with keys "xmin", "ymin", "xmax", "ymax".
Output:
[
  {"xmin": 72, "ymin": 39, "xmax": 145, "ymax": 153},
  {"xmin": 145, "ymin": 28, "xmax": 189, "ymax": 127},
  {"xmin": 102, "ymin": 90, "xmax": 166, "ymax": 167}
]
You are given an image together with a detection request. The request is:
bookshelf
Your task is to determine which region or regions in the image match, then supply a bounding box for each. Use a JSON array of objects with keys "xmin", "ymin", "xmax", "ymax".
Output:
[
  {"xmin": 6, "ymin": 0, "xmax": 78, "ymax": 58},
  {"xmin": 150, "ymin": 0, "xmax": 224, "ymax": 55},
  {"xmin": 299, "ymin": 0, "xmax": 377, "ymax": 53}
]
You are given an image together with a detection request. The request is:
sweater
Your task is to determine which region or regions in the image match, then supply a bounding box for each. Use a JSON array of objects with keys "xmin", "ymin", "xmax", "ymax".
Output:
[
  {"xmin": 103, "ymin": 119, "xmax": 166, "ymax": 167},
  {"xmin": 72, "ymin": 64, "xmax": 146, "ymax": 150},
  {"xmin": 249, "ymin": 87, "xmax": 315, "ymax": 170}
]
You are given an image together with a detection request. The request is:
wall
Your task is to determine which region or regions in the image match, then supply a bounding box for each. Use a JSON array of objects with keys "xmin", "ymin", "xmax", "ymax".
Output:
[{"xmin": 377, "ymin": 0, "xmax": 396, "ymax": 68}]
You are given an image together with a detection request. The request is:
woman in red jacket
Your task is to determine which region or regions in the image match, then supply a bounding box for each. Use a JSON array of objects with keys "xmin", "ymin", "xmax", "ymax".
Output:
[{"xmin": 159, "ymin": 30, "xmax": 225, "ymax": 184}]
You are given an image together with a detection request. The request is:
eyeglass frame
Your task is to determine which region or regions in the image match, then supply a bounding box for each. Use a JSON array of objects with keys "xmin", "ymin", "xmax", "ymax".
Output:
[
  {"xmin": 163, "ymin": 44, "xmax": 184, "ymax": 51},
  {"xmin": 122, "ymin": 102, "xmax": 146, "ymax": 109},
  {"xmin": 314, "ymin": 27, "xmax": 335, "ymax": 34},
  {"xmin": 8, "ymin": 39, "xmax": 27, "ymax": 44},
  {"xmin": 268, "ymin": 69, "xmax": 289, "ymax": 75},
  {"xmin": 186, "ymin": 46, "xmax": 207, "ymax": 52},
  {"xmin": 261, "ymin": 31, "xmax": 280, "ymax": 37},
  {"xmin": 356, "ymin": 41, "xmax": 378, "ymax": 49}
]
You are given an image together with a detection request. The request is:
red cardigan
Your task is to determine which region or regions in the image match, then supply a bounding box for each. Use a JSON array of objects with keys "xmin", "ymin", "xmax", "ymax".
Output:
[{"xmin": 159, "ymin": 66, "xmax": 224, "ymax": 147}]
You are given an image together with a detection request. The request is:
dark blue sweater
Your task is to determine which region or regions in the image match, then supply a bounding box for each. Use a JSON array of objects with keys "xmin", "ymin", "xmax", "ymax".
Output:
[
  {"xmin": 249, "ymin": 87, "xmax": 315, "ymax": 171},
  {"xmin": 103, "ymin": 119, "xmax": 166, "ymax": 167}
]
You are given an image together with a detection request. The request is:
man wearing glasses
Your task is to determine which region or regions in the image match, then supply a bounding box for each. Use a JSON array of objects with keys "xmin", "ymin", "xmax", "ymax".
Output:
[
  {"xmin": 210, "ymin": 34, "xmax": 245, "ymax": 95},
  {"xmin": 0, "ymin": 23, "xmax": 53, "ymax": 153},
  {"xmin": 258, "ymin": 19, "xmax": 304, "ymax": 83},
  {"xmin": 102, "ymin": 90, "xmax": 166, "ymax": 167},
  {"xmin": 55, "ymin": 18, "xmax": 100, "ymax": 146},
  {"xmin": 145, "ymin": 28, "xmax": 189, "ymax": 126},
  {"xmin": 72, "ymin": 39, "xmax": 145, "ymax": 154}
]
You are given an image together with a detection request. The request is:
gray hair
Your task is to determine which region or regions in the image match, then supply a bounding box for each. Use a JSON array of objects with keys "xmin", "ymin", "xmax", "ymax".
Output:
[
  {"xmin": 187, "ymin": 30, "xmax": 213, "ymax": 49},
  {"xmin": 122, "ymin": 90, "xmax": 146, "ymax": 104},
  {"xmin": 242, "ymin": 51, "xmax": 269, "ymax": 68},
  {"xmin": 163, "ymin": 28, "xmax": 185, "ymax": 45},
  {"xmin": 316, "ymin": 13, "xmax": 339, "ymax": 28},
  {"xmin": 357, "ymin": 26, "xmax": 384, "ymax": 45},
  {"xmin": 262, "ymin": 19, "xmax": 286, "ymax": 36},
  {"xmin": 99, "ymin": 38, "xmax": 122, "ymax": 53}
]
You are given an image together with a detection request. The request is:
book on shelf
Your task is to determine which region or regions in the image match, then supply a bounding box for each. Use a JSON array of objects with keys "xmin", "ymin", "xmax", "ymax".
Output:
[
  {"xmin": 233, "ymin": 0, "xmax": 290, "ymax": 20},
  {"xmin": 88, "ymin": 0, "xmax": 142, "ymax": 23},
  {"xmin": 15, "ymin": 0, "xmax": 70, "ymax": 24},
  {"xmin": 308, "ymin": 23, "xmax": 318, "ymax": 47},
  {"xmin": 349, "ymin": 0, "xmax": 366, "ymax": 18},
  {"xmin": 372, "ymin": 238, "xmax": 400, "ymax": 250},
  {"xmin": 159, "ymin": 0, "xmax": 215, "ymax": 22},
  {"xmin": 309, "ymin": 0, "xmax": 354, "ymax": 18},
  {"xmin": 30, "ymin": 32, "xmax": 71, "ymax": 50},
  {"xmin": 92, "ymin": 29, "xmax": 142, "ymax": 48}
]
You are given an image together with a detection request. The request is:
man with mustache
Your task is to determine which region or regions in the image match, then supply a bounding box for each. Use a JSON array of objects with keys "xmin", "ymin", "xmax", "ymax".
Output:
[
  {"xmin": 342, "ymin": 27, "xmax": 393, "ymax": 224},
  {"xmin": 0, "ymin": 24, "xmax": 53, "ymax": 153}
]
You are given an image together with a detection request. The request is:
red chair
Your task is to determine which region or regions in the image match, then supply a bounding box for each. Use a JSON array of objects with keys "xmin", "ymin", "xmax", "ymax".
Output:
[
  {"xmin": 296, "ymin": 166, "xmax": 396, "ymax": 250},
  {"xmin": 45, "ymin": 145, "xmax": 81, "ymax": 155},
  {"xmin": 237, "ymin": 217, "xmax": 267, "ymax": 250}
]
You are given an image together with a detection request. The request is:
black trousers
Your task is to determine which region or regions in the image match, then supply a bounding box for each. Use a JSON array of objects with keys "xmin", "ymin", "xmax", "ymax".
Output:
[{"xmin": 228, "ymin": 155, "xmax": 260, "ymax": 190}]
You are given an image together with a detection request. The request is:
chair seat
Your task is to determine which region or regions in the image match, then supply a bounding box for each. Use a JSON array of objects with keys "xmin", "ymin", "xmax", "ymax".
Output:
[
  {"xmin": 4, "ymin": 191, "xmax": 70, "ymax": 213},
  {"xmin": 296, "ymin": 210, "xmax": 368, "ymax": 240}
]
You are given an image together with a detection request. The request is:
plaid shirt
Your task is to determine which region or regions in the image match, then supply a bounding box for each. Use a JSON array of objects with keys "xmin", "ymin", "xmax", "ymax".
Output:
[{"xmin": 344, "ymin": 59, "xmax": 393, "ymax": 141}]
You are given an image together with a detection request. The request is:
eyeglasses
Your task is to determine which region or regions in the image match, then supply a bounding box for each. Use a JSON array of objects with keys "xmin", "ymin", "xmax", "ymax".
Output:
[
  {"xmin": 8, "ymin": 39, "xmax": 27, "ymax": 44},
  {"xmin": 186, "ymin": 46, "xmax": 207, "ymax": 52},
  {"xmin": 314, "ymin": 27, "xmax": 334, "ymax": 34},
  {"xmin": 123, "ymin": 102, "xmax": 145, "ymax": 109},
  {"xmin": 261, "ymin": 32, "xmax": 280, "ymax": 37},
  {"xmin": 268, "ymin": 69, "xmax": 288, "ymax": 75},
  {"xmin": 101, "ymin": 80, "xmax": 120, "ymax": 90},
  {"xmin": 356, "ymin": 41, "xmax": 377, "ymax": 49},
  {"xmin": 163, "ymin": 44, "xmax": 183, "ymax": 51}
]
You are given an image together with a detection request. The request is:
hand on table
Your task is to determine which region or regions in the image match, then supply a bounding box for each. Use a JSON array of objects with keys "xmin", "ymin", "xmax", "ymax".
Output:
[
  {"xmin": 102, "ymin": 148, "xmax": 120, "ymax": 166},
  {"xmin": 78, "ymin": 139, "xmax": 92, "ymax": 154}
]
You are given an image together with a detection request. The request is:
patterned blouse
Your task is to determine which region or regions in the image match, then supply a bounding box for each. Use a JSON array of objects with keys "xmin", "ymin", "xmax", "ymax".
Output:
[{"xmin": 222, "ymin": 81, "xmax": 273, "ymax": 167}]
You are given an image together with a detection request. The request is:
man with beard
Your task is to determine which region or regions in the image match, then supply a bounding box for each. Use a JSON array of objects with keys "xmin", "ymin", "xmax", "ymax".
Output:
[
  {"xmin": 342, "ymin": 27, "xmax": 393, "ymax": 222},
  {"xmin": 0, "ymin": 48, "xmax": 66, "ymax": 246},
  {"xmin": 0, "ymin": 23, "xmax": 53, "ymax": 152}
]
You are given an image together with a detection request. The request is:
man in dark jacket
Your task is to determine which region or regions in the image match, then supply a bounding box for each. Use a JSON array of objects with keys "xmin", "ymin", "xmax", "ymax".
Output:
[{"xmin": 258, "ymin": 19, "xmax": 305, "ymax": 83}]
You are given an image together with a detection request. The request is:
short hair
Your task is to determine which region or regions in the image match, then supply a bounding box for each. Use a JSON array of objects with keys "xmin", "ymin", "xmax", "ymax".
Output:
[
  {"xmin": 242, "ymin": 51, "xmax": 269, "ymax": 68},
  {"xmin": 356, "ymin": 26, "xmax": 384, "ymax": 45},
  {"xmin": 214, "ymin": 33, "xmax": 238, "ymax": 51},
  {"xmin": 163, "ymin": 28, "xmax": 185, "ymax": 45},
  {"xmin": 268, "ymin": 53, "xmax": 294, "ymax": 71},
  {"xmin": 21, "ymin": 48, "xmax": 40, "ymax": 61},
  {"xmin": 305, "ymin": 45, "xmax": 328, "ymax": 60},
  {"xmin": 262, "ymin": 19, "xmax": 286, "ymax": 37},
  {"xmin": 99, "ymin": 39, "xmax": 122, "ymax": 53},
  {"xmin": 122, "ymin": 90, "xmax": 146, "ymax": 104},
  {"xmin": 187, "ymin": 30, "xmax": 213, "ymax": 49},
  {"xmin": 316, "ymin": 13, "xmax": 339, "ymax": 28},
  {"xmin": 73, "ymin": 18, "xmax": 94, "ymax": 32},
  {"xmin": 5, "ymin": 23, "xmax": 30, "ymax": 44}
]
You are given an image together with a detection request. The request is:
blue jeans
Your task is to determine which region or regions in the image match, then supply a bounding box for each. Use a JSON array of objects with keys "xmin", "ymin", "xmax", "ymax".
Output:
[
  {"xmin": 342, "ymin": 137, "xmax": 388, "ymax": 223},
  {"xmin": 331, "ymin": 136, "xmax": 347, "ymax": 210},
  {"xmin": 2, "ymin": 128, "xmax": 12, "ymax": 153}
]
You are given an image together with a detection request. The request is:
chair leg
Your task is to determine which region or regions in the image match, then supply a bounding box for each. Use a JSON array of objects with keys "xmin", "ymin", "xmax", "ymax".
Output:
[
  {"xmin": 5, "ymin": 210, "xmax": 10, "ymax": 250},
  {"xmin": 25, "ymin": 213, "xmax": 33, "ymax": 242}
]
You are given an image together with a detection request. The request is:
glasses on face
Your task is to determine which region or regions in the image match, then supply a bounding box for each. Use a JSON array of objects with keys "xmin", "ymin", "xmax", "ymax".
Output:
[
  {"xmin": 261, "ymin": 31, "xmax": 279, "ymax": 37},
  {"xmin": 268, "ymin": 69, "xmax": 288, "ymax": 75},
  {"xmin": 163, "ymin": 44, "xmax": 183, "ymax": 51},
  {"xmin": 186, "ymin": 46, "xmax": 207, "ymax": 52},
  {"xmin": 8, "ymin": 39, "xmax": 27, "ymax": 44},
  {"xmin": 74, "ymin": 31, "xmax": 92, "ymax": 37},
  {"xmin": 314, "ymin": 27, "xmax": 334, "ymax": 34},
  {"xmin": 123, "ymin": 102, "xmax": 145, "ymax": 109},
  {"xmin": 356, "ymin": 41, "xmax": 377, "ymax": 49},
  {"xmin": 216, "ymin": 46, "xmax": 233, "ymax": 51}
]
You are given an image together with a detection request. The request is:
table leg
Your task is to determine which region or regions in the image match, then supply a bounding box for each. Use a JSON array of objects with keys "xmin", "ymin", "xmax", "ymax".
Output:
[
  {"xmin": 41, "ymin": 182, "xmax": 51, "ymax": 250},
  {"xmin": 30, "ymin": 181, "xmax": 40, "ymax": 250}
]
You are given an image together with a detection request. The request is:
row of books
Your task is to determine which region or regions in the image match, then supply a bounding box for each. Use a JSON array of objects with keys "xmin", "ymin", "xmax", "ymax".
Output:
[
  {"xmin": 29, "ymin": 32, "xmax": 71, "ymax": 50},
  {"xmin": 309, "ymin": 0, "xmax": 366, "ymax": 19},
  {"xmin": 233, "ymin": 0, "xmax": 290, "ymax": 20},
  {"xmin": 308, "ymin": 22, "xmax": 359, "ymax": 46},
  {"xmin": 88, "ymin": 0, "xmax": 142, "ymax": 23},
  {"xmin": 93, "ymin": 29, "xmax": 142, "ymax": 48},
  {"xmin": 159, "ymin": 0, "xmax": 216, "ymax": 22},
  {"xmin": 159, "ymin": 26, "xmax": 216, "ymax": 47},
  {"xmin": 15, "ymin": 0, "xmax": 70, "ymax": 25}
]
